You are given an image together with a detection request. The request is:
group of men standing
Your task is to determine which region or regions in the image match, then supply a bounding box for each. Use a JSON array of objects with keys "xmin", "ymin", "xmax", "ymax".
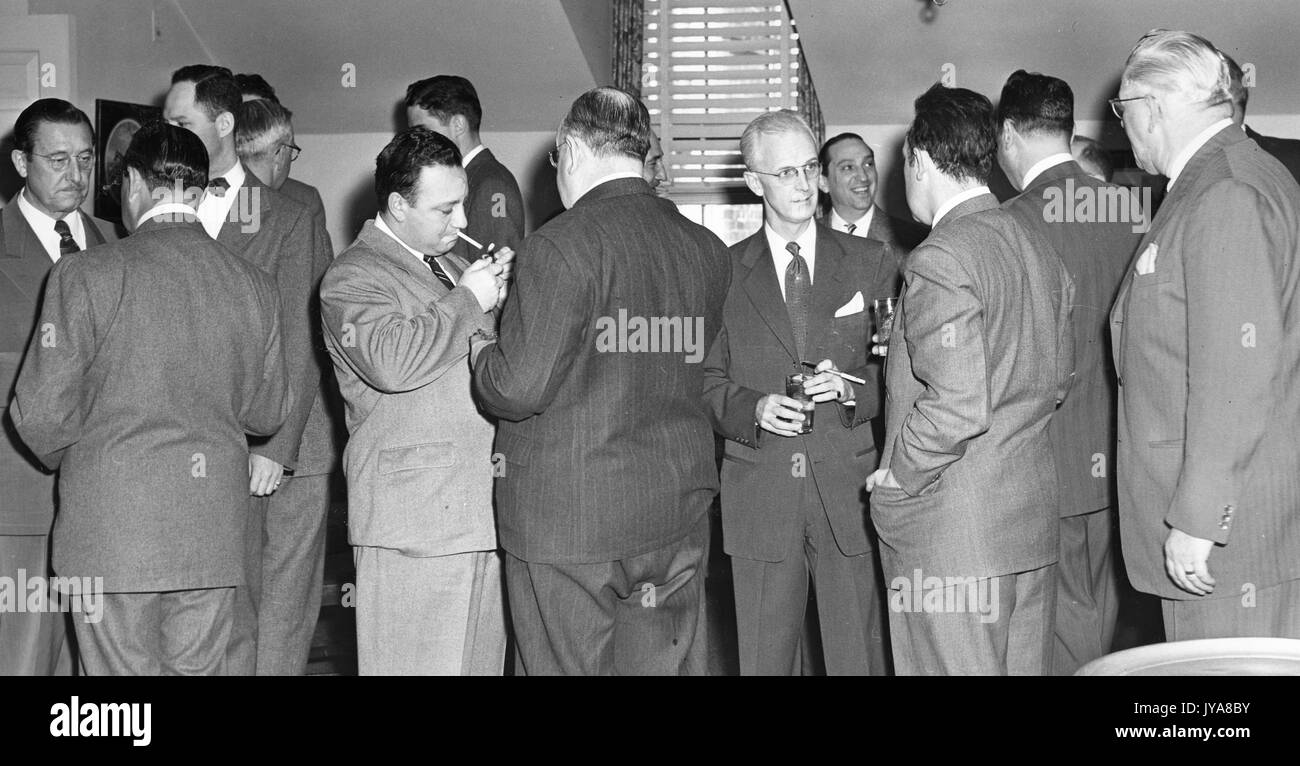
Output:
[{"xmin": 3, "ymin": 26, "xmax": 1300, "ymax": 676}]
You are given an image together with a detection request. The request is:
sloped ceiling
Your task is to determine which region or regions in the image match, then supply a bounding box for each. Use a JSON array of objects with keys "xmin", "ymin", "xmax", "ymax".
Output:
[{"xmin": 792, "ymin": 0, "xmax": 1300, "ymax": 126}]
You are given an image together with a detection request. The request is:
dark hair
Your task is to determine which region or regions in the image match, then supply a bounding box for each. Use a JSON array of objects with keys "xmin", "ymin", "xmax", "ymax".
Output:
[
  {"xmin": 1223, "ymin": 52, "xmax": 1247, "ymax": 113},
  {"xmin": 1071, "ymin": 136, "xmax": 1114, "ymax": 182},
  {"xmin": 997, "ymin": 69, "xmax": 1074, "ymax": 137},
  {"xmin": 236, "ymin": 72, "xmax": 279, "ymax": 104},
  {"xmin": 171, "ymin": 64, "xmax": 242, "ymax": 123},
  {"xmin": 405, "ymin": 75, "xmax": 482, "ymax": 132},
  {"xmin": 375, "ymin": 127, "xmax": 461, "ymax": 213},
  {"xmin": 559, "ymin": 87, "xmax": 650, "ymax": 162},
  {"xmin": 121, "ymin": 119, "xmax": 209, "ymax": 191},
  {"xmin": 13, "ymin": 98, "xmax": 94, "ymax": 154},
  {"xmin": 906, "ymin": 83, "xmax": 996, "ymax": 185},
  {"xmin": 818, "ymin": 132, "xmax": 869, "ymax": 175}
]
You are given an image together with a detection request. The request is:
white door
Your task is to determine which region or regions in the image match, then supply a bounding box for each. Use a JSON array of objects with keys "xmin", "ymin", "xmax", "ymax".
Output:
[{"xmin": 0, "ymin": 10, "xmax": 74, "ymax": 204}]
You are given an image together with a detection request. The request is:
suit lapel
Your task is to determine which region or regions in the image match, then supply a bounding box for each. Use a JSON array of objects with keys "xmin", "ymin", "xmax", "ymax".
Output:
[
  {"xmin": 79, "ymin": 210, "xmax": 107, "ymax": 248},
  {"xmin": 866, "ymin": 205, "xmax": 893, "ymax": 245},
  {"xmin": 0, "ymin": 201, "xmax": 54, "ymax": 303},
  {"xmin": 215, "ymin": 165, "xmax": 271, "ymax": 251},
  {"xmin": 358, "ymin": 221, "xmax": 446, "ymax": 294},
  {"xmin": 739, "ymin": 234, "xmax": 798, "ymax": 361},
  {"xmin": 808, "ymin": 225, "xmax": 848, "ymax": 356}
]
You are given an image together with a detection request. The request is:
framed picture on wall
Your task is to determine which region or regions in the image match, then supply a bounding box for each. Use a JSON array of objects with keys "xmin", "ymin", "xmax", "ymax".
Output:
[{"xmin": 94, "ymin": 99, "xmax": 161, "ymax": 223}]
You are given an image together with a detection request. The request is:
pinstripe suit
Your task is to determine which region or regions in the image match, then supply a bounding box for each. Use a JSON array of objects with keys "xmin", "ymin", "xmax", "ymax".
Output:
[
  {"xmin": 1111, "ymin": 125, "xmax": 1300, "ymax": 638},
  {"xmin": 473, "ymin": 177, "xmax": 730, "ymax": 675}
]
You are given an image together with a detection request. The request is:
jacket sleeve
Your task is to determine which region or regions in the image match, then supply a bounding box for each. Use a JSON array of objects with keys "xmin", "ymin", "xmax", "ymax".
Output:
[
  {"xmin": 241, "ymin": 277, "xmax": 292, "ymax": 437},
  {"xmin": 701, "ymin": 320, "xmax": 764, "ymax": 448}
]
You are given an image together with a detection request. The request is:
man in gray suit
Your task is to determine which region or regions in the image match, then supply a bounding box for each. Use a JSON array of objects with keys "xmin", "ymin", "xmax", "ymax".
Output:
[
  {"xmin": 9, "ymin": 121, "xmax": 289, "ymax": 674},
  {"xmin": 166, "ymin": 64, "xmax": 332, "ymax": 674},
  {"xmin": 321, "ymin": 128, "xmax": 511, "ymax": 674},
  {"xmin": 998, "ymin": 70, "xmax": 1142, "ymax": 674},
  {"xmin": 867, "ymin": 84, "xmax": 1074, "ymax": 675},
  {"xmin": 0, "ymin": 98, "xmax": 110, "ymax": 676},
  {"xmin": 1110, "ymin": 30, "xmax": 1300, "ymax": 639}
]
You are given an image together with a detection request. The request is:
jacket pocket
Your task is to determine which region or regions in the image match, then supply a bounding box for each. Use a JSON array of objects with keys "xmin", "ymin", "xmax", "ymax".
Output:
[{"xmin": 378, "ymin": 441, "xmax": 456, "ymax": 475}]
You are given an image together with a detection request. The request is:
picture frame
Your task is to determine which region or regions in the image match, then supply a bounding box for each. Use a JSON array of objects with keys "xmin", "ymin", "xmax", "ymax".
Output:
[{"xmin": 94, "ymin": 99, "xmax": 161, "ymax": 223}]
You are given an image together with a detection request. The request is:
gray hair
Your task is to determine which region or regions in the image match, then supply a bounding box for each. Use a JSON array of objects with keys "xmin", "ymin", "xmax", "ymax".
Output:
[
  {"xmin": 739, "ymin": 109, "xmax": 814, "ymax": 168},
  {"xmin": 235, "ymin": 99, "xmax": 293, "ymax": 159},
  {"xmin": 1123, "ymin": 29, "xmax": 1232, "ymax": 115}
]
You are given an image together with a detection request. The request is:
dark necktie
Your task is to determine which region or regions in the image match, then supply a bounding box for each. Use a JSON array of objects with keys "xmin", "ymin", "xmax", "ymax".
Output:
[
  {"xmin": 423, "ymin": 254, "xmax": 456, "ymax": 291},
  {"xmin": 207, "ymin": 177, "xmax": 229, "ymax": 197},
  {"xmin": 785, "ymin": 241, "xmax": 810, "ymax": 359},
  {"xmin": 846, "ymin": 222, "xmax": 857, "ymax": 235},
  {"xmin": 53, "ymin": 219, "xmax": 79, "ymax": 256}
]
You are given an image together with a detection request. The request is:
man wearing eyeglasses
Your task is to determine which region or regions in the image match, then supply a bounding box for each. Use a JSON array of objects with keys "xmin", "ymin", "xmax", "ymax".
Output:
[
  {"xmin": 165, "ymin": 64, "xmax": 332, "ymax": 675},
  {"xmin": 702, "ymin": 109, "xmax": 897, "ymax": 675},
  {"xmin": 1110, "ymin": 30, "xmax": 1300, "ymax": 640},
  {"xmin": 0, "ymin": 98, "xmax": 113, "ymax": 676}
]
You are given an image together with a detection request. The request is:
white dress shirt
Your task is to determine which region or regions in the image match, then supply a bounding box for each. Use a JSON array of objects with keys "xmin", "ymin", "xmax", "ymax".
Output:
[
  {"xmin": 828, "ymin": 206, "xmax": 875, "ymax": 238},
  {"xmin": 16, "ymin": 187, "xmax": 86, "ymax": 262},
  {"xmin": 1166, "ymin": 119, "xmax": 1234, "ymax": 191},
  {"xmin": 932, "ymin": 185, "xmax": 992, "ymax": 228},
  {"xmin": 1020, "ymin": 152, "xmax": 1074, "ymax": 190},
  {"xmin": 374, "ymin": 214, "xmax": 456, "ymax": 284},
  {"xmin": 136, "ymin": 202, "xmax": 198, "ymax": 226},
  {"xmin": 196, "ymin": 162, "xmax": 247, "ymax": 239},
  {"xmin": 764, "ymin": 220, "xmax": 818, "ymax": 297},
  {"xmin": 461, "ymin": 144, "xmax": 485, "ymax": 167}
]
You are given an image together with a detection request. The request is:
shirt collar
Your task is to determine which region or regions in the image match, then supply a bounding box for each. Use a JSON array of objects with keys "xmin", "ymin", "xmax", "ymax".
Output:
[
  {"xmin": 932, "ymin": 185, "xmax": 991, "ymax": 228},
  {"xmin": 16, "ymin": 187, "xmax": 85, "ymax": 258},
  {"xmin": 374, "ymin": 214, "xmax": 428, "ymax": 263},
  {"xmin": 461, "ymin": 144, "xmax": 486, "ymax": 167},
  {"xmin": 138, "ymin": 202, "xmax": 197, "ymax": 225},
  {"xmin": 1167, "ymin": 119, "xmax": 1234, "ymax": 191},
  {"xmin": 575, "ymin": 170, "xmax": 644, "ymax": 202},
  {"xmin": 828, "ymin": 205, "xmax": 874, "ymax": 235},
  {"xmin": 1020, "ymin": 152, "xmax": 1074, "ymax": 190},
  {"xmin": 216, "ymin": 161, "xmax": 246, "ymax": 191},
  {"xmin": 764, "ymin": 219, "xmax": 816, "ymax": 258}
]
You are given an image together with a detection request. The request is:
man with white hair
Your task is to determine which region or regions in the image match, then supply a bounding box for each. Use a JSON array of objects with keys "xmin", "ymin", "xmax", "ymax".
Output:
[{"xmin": 1110, "ymin": 29, "xmax": 1300, "ymax": 640}]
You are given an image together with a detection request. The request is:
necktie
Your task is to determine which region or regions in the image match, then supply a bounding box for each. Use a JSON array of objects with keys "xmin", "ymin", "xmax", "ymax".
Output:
[
  {"xmin": 846, "ymin": 222, "xmax": 857, "ymax": 235},
  {"xmin": 53, "ymin": 219, "xmax": 79, "ymax": 256},
  {"xmin": 423, "ymin": 254, "xmax": 456, "ymax": 291},
  {"xmin": 207, "ymin": 177, "xmax": 229, "ymax": 197},
  {"xmin": 785, "ymin": 241, "xmax": 810, "ymax": 359}
]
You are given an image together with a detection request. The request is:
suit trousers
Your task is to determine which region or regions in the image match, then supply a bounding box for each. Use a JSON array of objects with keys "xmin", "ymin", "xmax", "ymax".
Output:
[
  {"xmin": 228, "ymin": 472, "xmax": 331, "ymax": 675},
  {"xmin": 1053, "ymin": 507, "xmax": 1120, "ymax": 675},
  {"xmin": 73, "ymin": 588, "xmax": 235, "ymax": 675},
  {"xmin": 732, "ymin": 482, "xmax": 886, "ymax": 676},
  {"xmin": 888, "ymin": 563, "xmax": 1057, "ymax": 675},
  {"xmin": 1162, "ymin": 578, "xmax": 1300, "ymax": 640},
  {"xmin": 505, "ymin": 512, "xmax": 710, "ymax": 675},
  {"xmin": 0, "ymin": 534, "xmax": 73, "ymax": 675},
  {"xmin": 353, "ymin": 546, "xmax": 506, "ymax": 675}
]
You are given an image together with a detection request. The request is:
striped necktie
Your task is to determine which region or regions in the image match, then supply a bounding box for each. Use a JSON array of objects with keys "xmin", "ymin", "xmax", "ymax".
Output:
[
  {"xmin": 54, "ymin": 219, "xmax": 79, "ymax": 256},
  {"xmin": 785, "ymin": 241, "xmax": 810, "ymax": 359},
  {"xmin": 423, "ymin": 254, "xmax": 456, "ymax": 291}
]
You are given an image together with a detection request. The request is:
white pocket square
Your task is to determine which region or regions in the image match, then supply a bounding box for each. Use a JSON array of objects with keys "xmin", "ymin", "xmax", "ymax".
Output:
[
  {"xmin": 1135, "ymin": 242, "xmax": 1159, "ymax": 276},
  {"xmin": 834, "ymin": 291, "xmax": 865, "ymax": 317}
]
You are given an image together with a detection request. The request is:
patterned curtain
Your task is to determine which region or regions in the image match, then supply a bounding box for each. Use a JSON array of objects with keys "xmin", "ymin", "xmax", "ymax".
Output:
[
  {"xmin": 612, "ymin": 0, "xmax": 645, "ymax": 97},
  {"xmin": 797, "ymin": 50, "xmax": 824, "ymax": 145}
]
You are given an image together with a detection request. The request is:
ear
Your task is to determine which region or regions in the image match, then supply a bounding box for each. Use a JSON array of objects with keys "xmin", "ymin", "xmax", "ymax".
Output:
[
  {"xmin": 817, "ymin": 173, "xmax": 830, "ymax": 194},
  {"xmin": 743, "ymin": 170, "xmax": 764, "ymax": 198},
  {"xmin": 387, "ymin": 191, "xmax": 408, "ymax": 222},
  {"xmin": 11, "ymin": 149, "xmax": 28, "ymax": 179},
  {"xmin": 562, "ymin": 135, "xmax": 583, "ymax": 175},
  {"xmin": 911, "ymin": 148, "xmax": 931, "ymax": 181},
  {"xmin": 1000, "ymin": 120, "xmax": 1017, "ymax": 151},
  {"xmin": 216, "ymin": 111, "xmax": 235, "ymax": 139},
  {"xmin": 1145, "ymin": 96, "xmax": 1163, "ymax": 133},
  {"xmin": 451, "ymin": 114, "xmax": 470, "ymax": 138}
]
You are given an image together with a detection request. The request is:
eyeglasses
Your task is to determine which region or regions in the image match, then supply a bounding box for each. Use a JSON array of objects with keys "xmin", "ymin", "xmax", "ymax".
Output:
[
  {"xmin": 747, "ymin": 159, "xmax": 821, "ymax": 184},
  {"xmin": 29, "ymin": 150, "xmax": 95, "ymax": 172},
  {"xmin": 548, "ymin": 147, "xmax": 560, "ymax": 168},
  {"xmin": 277, "ymin": 142, "xmax": 302, "ymax": 161},
  {"xmin": 1108, "ymin": 95, "xmax": 1149, "ymax": 122}
]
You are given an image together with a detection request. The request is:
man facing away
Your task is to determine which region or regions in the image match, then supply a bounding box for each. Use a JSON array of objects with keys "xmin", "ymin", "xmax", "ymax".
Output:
[
  {"xmin": 1110, "ymin": 30, "xmax": 1300, "ymax": 640},
  {"xmin": 320, "ymin": 127, "xmax": 512, "ymax": 675},
  {"xmin": 9, "ymin": 120, "xmax": 289, "ymax": 674},
  {"xmin": 0, "ymin": 98, "xmax": 111, "ymax": 676},
  {"xmin": 472, "ymin": 87, "xmax": 731, "ymax": 675},
  {"xmin": 165, "ymin": 63, "xmax": 331, "ymax": 674},
  {"xmin": 997, "ymin": 69, "xmax": 1142, "ymax": 674},
  {"xmin": 702, "ymin": 110, "xmax": 897, "ymax": 675},
  {"xmin": 867, "ymin": 84, "xmax": 1075, "ymax": 675}
]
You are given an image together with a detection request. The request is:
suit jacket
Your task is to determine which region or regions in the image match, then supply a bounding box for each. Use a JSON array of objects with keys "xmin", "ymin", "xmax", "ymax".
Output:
[
  {"xmin": 866, "ymin": 205, "xmax": 928, "ymax": 255},
  {"xmin": 1003, "ymin": 161, "xmax": 1142, "ymax": 517},
  {"xmin": 8, "ymin": 215, "xmax": 288, "ymax": 591},
  {"xmin": 702, "ymin": 224, "xmax": 897, "ymax": 562},
  {"xmin": 873, "ymin": 193, "xmax": 1075, "ymax": 580},
  {"xmin": 452, "ymin": 148, "xmax": 525, "ymax": 262},
  {"xmin": 0, "ymin": 201, "xmax": 107, "ymax": 535},
  {"xmin": 1110, "ymin": 125, "xmax": 1300, "ymax": 600},
  {"xmin": 321, "ymin": 220, "xmax": 497, "ymax": 557},
  {"xmin": 1246, "ymin": 125, "xmax": 1300, "ymax": 185},
  {"xmin": 216, "ymin": 167, "xmax": 334, "ymax": 474},
  {"xmin": 473, "ymin": 177, "xmax": 731, "ymax": 564}
]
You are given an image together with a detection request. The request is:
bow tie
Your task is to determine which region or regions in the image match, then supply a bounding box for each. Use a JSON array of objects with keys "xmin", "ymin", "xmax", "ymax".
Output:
[{"xmin": 207, "ymin": 177, "xmax": 230, "ymax": 197}]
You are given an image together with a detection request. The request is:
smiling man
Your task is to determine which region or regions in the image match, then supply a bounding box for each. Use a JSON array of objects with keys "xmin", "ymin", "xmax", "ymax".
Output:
[{"xmin": 818, "ymin": 132, "xmax": 926, "ymax": 254}]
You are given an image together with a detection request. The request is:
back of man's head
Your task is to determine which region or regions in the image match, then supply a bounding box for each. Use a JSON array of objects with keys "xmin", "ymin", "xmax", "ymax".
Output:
[
  {"xmin": 1123, "ymin": 29, "xmax": 1232, "ymax": 117},
  {"xmin": 1222, "ymin": 52, "xmax": 1248, "ymax": 123},
  {"xmin": 560, "ymin": 87, "xmax": 651, "ymax": 162},
  {"xmin": 740, "ymin": 109, "xmax": 815, "ymax": 168},
  {"xmin": 235, "ymin": 99, "xmax": 293, "ymax": 159},
  {"xmin": 997, "ymin": 69, "xmax": 1074, "ymax": 138},
  {"xmin": 375, "ymin": 126, "xmax": 461, "ymax": 213},
  {"xmin": 123, "ymin": 119, "xmax": 209, "ymax": 193},
  {"xmin": 12, "ymin": 98, "xmax": 94, "ymax": 154},
  {"xmin": 172, "ymin": 64, "xmax": 243, "ymax": 123},
  {"xmin": 907, "ymin": 83, "xmax": 996, "ymax": 184},
  {"xmin": 1071, "ymin": 136, "xmax": 1113, "ymax": 182},
  {"xmin": 405, "ymin": 75, "xmax": 482, "ymax": 131},
  {"xmin": 236, "ymin": 72, "xmax": 279, "ymax": 104}
]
